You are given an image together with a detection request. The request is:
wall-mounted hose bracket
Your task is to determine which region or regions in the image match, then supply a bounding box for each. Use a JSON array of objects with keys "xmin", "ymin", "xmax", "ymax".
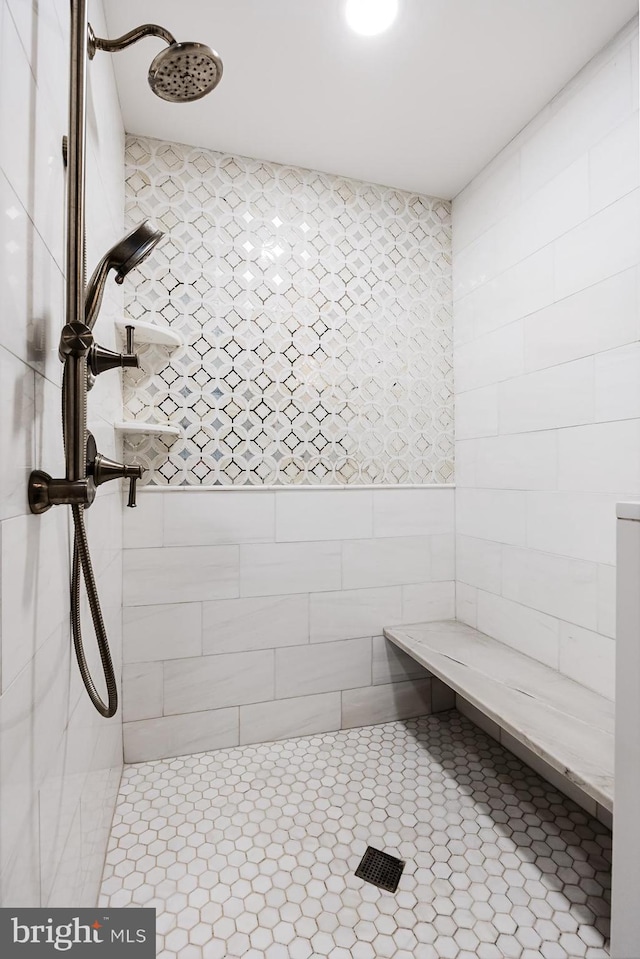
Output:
[{"xmin": 28, "ymin": 472, "xmax": 96, "ymax": 514}]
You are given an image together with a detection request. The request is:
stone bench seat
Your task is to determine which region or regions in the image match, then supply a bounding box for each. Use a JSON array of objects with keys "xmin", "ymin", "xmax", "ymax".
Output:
[{"xmin": 383, "ymin": 620, "xmax": 614, "ymax": 811}]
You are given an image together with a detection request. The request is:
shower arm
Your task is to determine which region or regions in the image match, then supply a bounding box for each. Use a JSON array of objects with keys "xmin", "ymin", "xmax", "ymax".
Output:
[{"xmin": 87, "ymin": 23, "xmax": 176, "ymax": 59}]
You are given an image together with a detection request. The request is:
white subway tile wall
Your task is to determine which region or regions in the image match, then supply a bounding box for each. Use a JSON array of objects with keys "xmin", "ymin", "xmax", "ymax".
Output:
[
  {"xmin": 453, "ymin": 20, "xmax": 639, "ymax": 699},
  {"xmin": 0, "ymin": 0, "xmax": 125, "ymax": 906},
  {"xmin": 121, "ymin": 487, "xmax": 455, "ymax": 761},
  {"xmin": 121, "ymin": 136, "xmax": 454, "ymax": 486}
]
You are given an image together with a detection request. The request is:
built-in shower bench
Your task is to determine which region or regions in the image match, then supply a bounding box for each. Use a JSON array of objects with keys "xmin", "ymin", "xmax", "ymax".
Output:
[{"xmin": 383, "ymin": 620, "xmax": 614, "ymax": 813}]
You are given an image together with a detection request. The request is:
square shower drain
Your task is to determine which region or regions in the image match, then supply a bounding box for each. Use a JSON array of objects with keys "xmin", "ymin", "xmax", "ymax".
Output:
[{"xmin": 355, "ymin": 846, "xmax": 405, "ymax": 892}]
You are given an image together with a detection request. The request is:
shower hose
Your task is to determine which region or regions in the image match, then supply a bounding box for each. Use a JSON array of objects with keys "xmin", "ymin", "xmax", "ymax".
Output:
[
  {"xmin": 63, "ymin": 362, "xmax": 118, "ymax": 718},
  {"xmin": 71, "ymin": 503, "xmax": 118, "ymax": 717}
]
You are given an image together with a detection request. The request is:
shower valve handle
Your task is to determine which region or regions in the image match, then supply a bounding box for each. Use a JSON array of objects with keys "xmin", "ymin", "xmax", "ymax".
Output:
[
  {"xmin": 127, "ymin": 474, "xmax": 139, "ymax": 508},
  {"xmin": 88, "ymin": 325, "xmax": 139, "ymax": 378},
  {"xmin": 92, "ymin": 454, "xmax": 143, "ymax": 507},
  {"xmin": 125, "ymin": 324, "xmax": 135, "ymax": 354}
]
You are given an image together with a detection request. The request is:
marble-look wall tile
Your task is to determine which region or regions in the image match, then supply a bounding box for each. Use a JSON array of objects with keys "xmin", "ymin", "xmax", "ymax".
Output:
[
  {"xmin": 0, "ymin": 348, "xmax": 34, "ymax": 522},
  {"xmin": 526, "ymin": 490, "xmax": 619, "ymax": 565},
  {"xmin": 239, "ymin": 692, "xmax": 341, "ymax": 745},
  {"xmin": 519, "ymin": 42, "xmax": 632, "ymax": 198},
  {"xmin": 371, "ymin": 635, "xmax": 430, "ymax": 686},
  {"xmin": 164, "ymin": 650, "xmax": 274, "ymax": 715},
  {"xmin": 456, "ymin": 489, "xmax": 526, "ymax": 547},
  {"xmin": 122, "ymin": 135, "xmax": 453, "ymax": 487},
  {"xmin": 524, "ymin": 267, "xmax": 637, "ymax": 374},
  {"xmin": 275, "ymin": 490, "xmax": 372, "ymax": 542},
  {"xmin": 203, "ymin": 594, "xmax": 309, "ymax": 654},
  {"xmin": 430, "ymin": 533, "xmax": 456, "ymax": 581},
  {"xmin": 476, "ymin": 589, "xmax": 560, "ymax": 669},
  {"xmin": 309, "ymin": 586, "xmax": 402, "ymax": 644},
  {"xmin": 554, "ymin": 191, "xmax": 639, "ymax": 300},
  {"xmin": 275, "ymin": 637, "xmax": 372, "ymax": 699},
  {"xmin": 38, "ymin": 741, "xmax": 84, "ymax": 907},
  {"xmin": 79, "ymin": 760, "xmax": 122, "ymax": 907},
  {"xmin": 557, "ymin": 417, "xmax": 640, "ymax": 494},
  {"xmin": 401, "ymin": 581, "xmax": 455, "ymax": 623},
  {"xmin": 0, "ymin": 801, "xmax": 40, "ymax": 907},
  {"xmin": 455, "ymin": 583, "xmax": 478, "ymax": 628},
  {"xmin": 164, "ymin": 491, "xmax": 275, "ymax": 546},
  {"xmin": 123, "ymin": 708, "xmax": 239, "ymax": 763},
  {"xmin": 558, "ymin": 622, "xmax": 615, "ymax": 699},
  {"xmin": 455, "ymin": 385, "xmax": 499, "ymax": 440},
  {"xmin": 341, "ymin": 678, "xmax": 432, "ymax": 727},
  {"xmin": 459, "ymin": 431, "xmax": 559, "ymax": 491},
  {"xmin": 501, "ymin": 547, "xmax": 598, "ymax": 631},
  {"xmin": 122, "ymin": 662, "xmax": 163, "ymax": 722},
  {"xmin": 0, "ymin": 510, "xmax": 69, "ymax": 692},
  {"xmin": 123, "ymin": 603, "xmax": 202, "ymax": 663},
  {"xmin": 0, "ymin": 0, "xmax": 125, "ymax": 906},
  {"xmin": 371, "ymin": 488, "xmax": 454, "ymax": 538},
  {"xmin": 240, "ymin": 541, "xmax": 341, "ymax": 596},
  {"xmin": 589, "ymin": 112, "xmax": 639, "ymax": 212},
  {"xmin": 121, "ymin": 487, "xmax": 450, "ymax": 760},
  {"xmin": 342, "ymin": 536, "xmax": 432, "ymax": 589},
  {"xmin": 456, "ymin": 535, "xmax": 502, "ymax": 593},
  {"xmin": 453, "ymin": 22, "xmax": 639, "ymax": 697},
  {"xmin": 122, "ymin": 492, "xmax": 163, "ymax": 549},
  {"xmin": 123, "ymin": 545, "xmax": 239, "ymax": 605}
]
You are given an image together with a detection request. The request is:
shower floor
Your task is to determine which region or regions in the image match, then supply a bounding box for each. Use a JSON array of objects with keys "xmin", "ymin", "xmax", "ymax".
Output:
[{"xmin": 99, "ymin": 712, "xmax": 611, "ymax": 959}]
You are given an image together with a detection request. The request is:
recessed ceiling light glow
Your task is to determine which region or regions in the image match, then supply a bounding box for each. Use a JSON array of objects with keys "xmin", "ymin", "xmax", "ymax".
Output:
[{"xmin": 345, "ymin": 0, "xmax": 399, "ymax": 37}]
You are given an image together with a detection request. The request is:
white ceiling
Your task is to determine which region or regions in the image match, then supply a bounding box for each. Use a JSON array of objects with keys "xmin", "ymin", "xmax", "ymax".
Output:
[{"xmin": 102, "ymin": 0, "xmax": 638, "ymax": 199}]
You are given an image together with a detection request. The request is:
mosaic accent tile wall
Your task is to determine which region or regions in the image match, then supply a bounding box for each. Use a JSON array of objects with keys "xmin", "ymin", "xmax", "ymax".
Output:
[{"xmin": 122, "ymin": 135, "xmax": 453, "ymax": 485}]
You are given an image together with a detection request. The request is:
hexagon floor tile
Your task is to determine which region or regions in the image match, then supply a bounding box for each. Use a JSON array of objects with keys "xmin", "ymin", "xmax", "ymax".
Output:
[{"xmin": 99, "ymin": 712, "xmax": 611, "ymax": 958}]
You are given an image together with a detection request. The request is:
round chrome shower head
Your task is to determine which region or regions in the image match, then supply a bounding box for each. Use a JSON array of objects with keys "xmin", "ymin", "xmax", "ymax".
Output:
[{"xmin": 148, "ymin": 42, "xmax": 223, "ymax": 102}]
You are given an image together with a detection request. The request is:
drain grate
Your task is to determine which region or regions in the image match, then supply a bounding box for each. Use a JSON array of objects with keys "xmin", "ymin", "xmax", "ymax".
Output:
[{"xmin": 355, "ymin": 846, "xmax": 405, "ymax": 893}]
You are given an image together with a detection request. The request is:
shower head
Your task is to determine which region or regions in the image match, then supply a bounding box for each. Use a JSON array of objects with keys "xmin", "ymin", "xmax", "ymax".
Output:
[
  {"xmin": 148, "ymin": 42, "xmax": 223, "ymax": 103},
  {"xmin": 85, "ymin": 221, "xmax": 164, "ymax": 330},
  {"xmin": 111, "ymin": 221, "xmax": 164, "ymax": 283},
  {"xmin": 88, "ymin": 23, "xmax": 223, "ymax": 102}
]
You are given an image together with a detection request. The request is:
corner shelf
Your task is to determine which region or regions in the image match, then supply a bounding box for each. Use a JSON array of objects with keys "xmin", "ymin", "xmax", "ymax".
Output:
[
  {"xmin": 115, "ymin": 318, "xmax": 184, "ymax": 349},
  {"xmin": 114, "ymin": 422, "xmax": 182, "ymax": 437}
]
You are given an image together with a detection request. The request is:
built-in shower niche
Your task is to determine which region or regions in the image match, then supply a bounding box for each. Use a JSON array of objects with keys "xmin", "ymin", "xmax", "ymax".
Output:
[{"xmin": 116, "ymin": 318, "xmax": 186, "ymax": 446}]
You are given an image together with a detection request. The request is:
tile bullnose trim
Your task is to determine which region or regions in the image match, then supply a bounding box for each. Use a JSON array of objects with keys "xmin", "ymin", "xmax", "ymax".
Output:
[{"xmin": 131, "ymin": 483, "xmax": 457, "ymax": 493}]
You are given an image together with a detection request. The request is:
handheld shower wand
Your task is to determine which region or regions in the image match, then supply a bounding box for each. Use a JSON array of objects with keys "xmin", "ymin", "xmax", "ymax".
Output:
[{"xmin": 85, "ymin": 221, "xmax": 164, "ymax": 330}]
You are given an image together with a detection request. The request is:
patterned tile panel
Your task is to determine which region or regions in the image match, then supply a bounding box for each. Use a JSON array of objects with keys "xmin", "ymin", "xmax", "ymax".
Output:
[
  {"xmin": 100, "ymin": 713, "xmax": 611, "ymax": 959},
  {"xmin": 123, "ymin": 136, "xmax": 453, "ymax": 485}
]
